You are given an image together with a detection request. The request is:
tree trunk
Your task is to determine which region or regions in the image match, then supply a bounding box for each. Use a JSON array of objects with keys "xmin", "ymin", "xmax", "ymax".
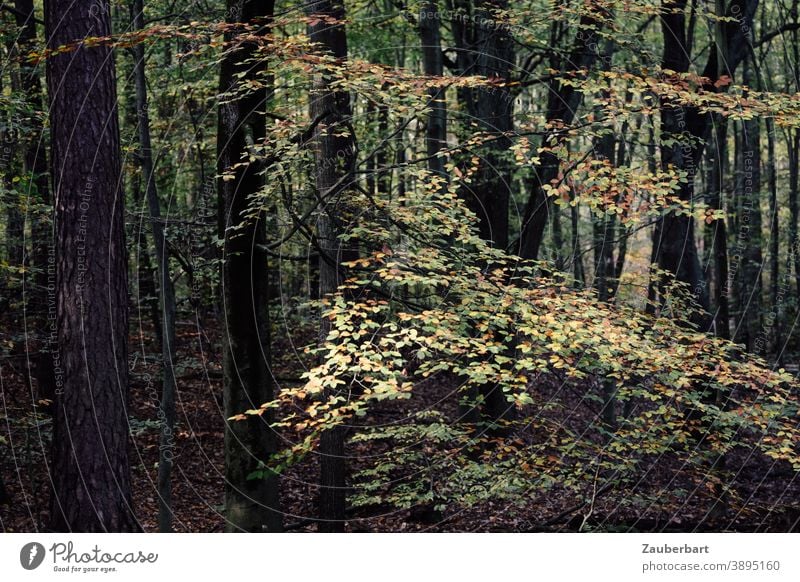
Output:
[
  {"xmin": 1, "ymin": 54, "xmax": 24, "ymax": 278},
  {"xmin": 0, "ymin": 472, "xmax": 9, "ymax": 505},
  {"xmin": 451, "ymin": 0, "xmax": 514, "ymax": 250},
  {"xmin": 306, "ymin": 0, "xmax": 356, "ymax": 533},
  {"xmin": 653, "ymin": 0, "xmax": 709, "ymax": 325},
  {"xmin": 732, "ymin": 59, "xmax": 762, "ymax": 350},
  {"xmin": 571, "ymin": 202, "xmax": 584, "ymax": 286},
  {"xmin": 419, "ymin": 1, "xmax": 447, "ymax": 179},
  {"xmin": 789, "ymin": 130, "xmax": 800, "ymax": 303},
  {"xmin": 449, "ymin": 0, "xmax": 516, "ymax": 429},
  {"xmin": 519, "ymin": 3, "xmax": 609, "ymax": 260},
  {"xmin": 707, "ymin": 115, "xmax": 730, "ymax": 339},
  {"xmin": 217, "ymin": 0, "xmax": 281, "ymax": 532},
  {"xmin": 766, "ymin": 117, "xmax": 779, "ymax": 353},
  {"xmin": 8, "ymin": 0, "xmax": 56, "ymax": 404},
  {"xmin": 46, "ymin": 0, "xmax": 138, "ymax": 532},
  {"xmin": 132, "ymin": 0, "xmax": 178, "ymax": 533},
  {"xmin": 592, "ymin": 90, "xmax": 617, "ymax": 301},
  {"xmin": 651, "ymin": 0, "xmax": 758, "ymax": 328}
]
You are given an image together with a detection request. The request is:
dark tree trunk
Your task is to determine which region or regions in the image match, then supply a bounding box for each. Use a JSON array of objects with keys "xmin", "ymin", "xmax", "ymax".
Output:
[
  {"xmin": 46, "ymin": 0, "xmax": 138, "ymax": 532},
  {"xmin": 0, "ymin": 472, "xmax": 9, "ymax": 504},
  {"xmin": 451, "ymin": 0, "xmax": 513, "ymax": 250},
  {"xmin": 653, "ymin": 0, "xmax": 709, "ymax": 325},
  {"xmin": 132, "ymin": 0, "xmax": 178, "ymax": 533},
  {"xmin": 570, "ymin": 202, "xmax": 584, "ymax": 287},
  {"xmin": 791, "ymin": 1, "xmax": 800, "ymax": 318},
  {"xmin": 217, "ymin": 0, "xmax": 281, "ymax": 533},
  {"xmin": 592, "ymin": 88, "xmax": 617, "ymax": 301},
  {"xmin": 732, "ymin": 60, "xmax": 762, "ymax": 350},
  {"xmin": 519, "ymin": 3, "xmax": 609, "ymax": 260},
  {"xmin": 551, "ymin": 204, "xmax": 563, "ymax": 270},
  {"xmin": 651, "ymin": 0, "xmax": 758, "ymax": 329},
  {"xmin": 450, "ymin": 0, "xmax": 516, "ymax": 429},
  {"xmin": 707, "ymin": 116, "xmax": 730, "ymax": 339},
  {"xmin": 306, "ymin": 0, "xmax": 356, "ymax": 533},
  {"xmin": 419, "ymin": 1, "xmax": 447, "ymax": 178},
  {"xmin": 790, "ymin": 131, "xmax": 800, "ymax": 302},
  {"xmin": 7, "ymin": 0, "xmax": 56, "ymax": 404},
  {"xmin": 1, "ymin": 53, "xmax": 23, "ymax": 277},
  {"xmin": 766, "ymin": 117, "xmax": 779, "ymax": 352}
]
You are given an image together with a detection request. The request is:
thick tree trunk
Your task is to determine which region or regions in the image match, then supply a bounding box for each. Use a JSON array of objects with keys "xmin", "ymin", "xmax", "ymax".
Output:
[
  {"xmin": 651, "ymin": 0, "xmax": 758, "ymax": 328},
  {"xmin": 306, "ymin": 0, "xmax": 356, "ymax": 533},
  {"xmin": 46, "ymin": 0, "xmax": 138, "ymax": 532},
  {"xmin": 450, "ymin": 0, "xmax": 516, "ymax": 430},
  {"xmin": 217, "ymin": 0, "xmax": 281, "ymax": 532},
  {"xmin": 653, "ymin": 0, "xmax": 709, "ymax": 325},
  {"xmin": 451, "ymin": 0, "xmax": 513, "ymax": 250},
  {"xmin": 132, "ymin": 0, "xmax": 178, "ymax": 533}
]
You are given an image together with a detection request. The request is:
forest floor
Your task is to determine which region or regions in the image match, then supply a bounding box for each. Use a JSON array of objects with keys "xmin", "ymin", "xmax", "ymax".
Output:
[{"xmin": 2, "ymin": 309, "xmax": 799, "ymax": 533}]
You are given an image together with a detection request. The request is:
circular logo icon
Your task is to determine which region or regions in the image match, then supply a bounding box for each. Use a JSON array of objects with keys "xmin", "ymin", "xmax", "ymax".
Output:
[{"xmin": 20, "ymin": 542, "xmax": 46, "ymax": 570}]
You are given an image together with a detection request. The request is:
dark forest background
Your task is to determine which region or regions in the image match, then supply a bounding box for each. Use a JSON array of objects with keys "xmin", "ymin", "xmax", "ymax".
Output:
[{"xmin": 2, "ymin": 0, "xmax": 800, "ymax": 532}]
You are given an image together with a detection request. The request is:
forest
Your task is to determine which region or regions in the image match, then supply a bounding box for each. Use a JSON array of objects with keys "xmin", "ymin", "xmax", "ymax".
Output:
[{"xmin": 1, "ymin": 0, "xmax": 800, "ymax": 534}]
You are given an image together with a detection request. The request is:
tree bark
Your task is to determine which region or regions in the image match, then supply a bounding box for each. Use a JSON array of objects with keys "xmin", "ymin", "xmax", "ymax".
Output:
[
  {"xmin": 519, "ymin": 3, "xmax": 609, "ymax": 260},
  {"xmin": 732, "ymin": 59, "xmax": 762, "ymax": 350},
  {"xmin": 652, "ymin": 0, "xmax": 709, "ymax": 325},
  {"xmin": 132, "ymin": 0, "xmax": 178, "ymax": 533},
  {"xmin": 451, "ymin": 0, "xmax": 514, "ymax": 250},
  {"xmin": 46, "ymin": 0, "xmax": 138, "ymax": 532},
  {"xmin": 0, "ymin": 472, "xmax": 9, "ymax": 505},
  {"xmin": 306, "ymin": 0, "xmax": 357, "ymax": 532},
  {"xmin": 419, "ymin": 1, "xmax": 447, "ymax": 178},
  {"xmin": 651, "ymin": 0, "xmax": 758, "ymax": 328},
  {"xmin": 766, "ymin": 117, "xmax": 779, "ymax": 351},
  {"xmin": 12, "ymin": 0, "xmax": 56, "ymax": 405},
  {"xmin": 217, "ymin": 0, "xmax": 281, "ymax": 532},
  {"xmin": 789, "ymin": 130, "xmax": 800, "ymax": 301},
  {"xmin": 707, "ymin": 115, "xmax": 730, "ymax": 338}
]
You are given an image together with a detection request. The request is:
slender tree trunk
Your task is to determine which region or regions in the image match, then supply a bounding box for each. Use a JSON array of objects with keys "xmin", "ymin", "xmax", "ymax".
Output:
[
  {"xmin": 1, "ymin": 57, "xmax": 24, "ymax": 276},
  {"xmin": 592, "ymin": 95, "xmax": 617, "ymax": 301},
  {"xmin": 306, "ymin": 0, "xmax": 356, "ymax": 533},
  {"xmin": 571, "ymin": 202, "xmax": 584, "ymax": 286},
  {"xmin": 8, "ymin": 0, "xmax": 56, "ymax": 404},
  {"xmin": 132, "ymin": 0, "xmax": 178, "ymax": 533},
  {"xmin": 46, "ymin": 0, "xmax": 138, "ymax": 532},
  {"xmin": 789, "ymin": 130, "xmax": 800, "ymax": 300},
  {"xmin": 791, "ymin": 0, "xmax": 800, "ymax": 314},
  {"xmin": 707, "ymin": 115, "xmax": 730, "ymax": 339},
  {"xmin": 217, "ymin": 0, "xmax": 281, "ymax": 532},
  {"xmin": 0, "ymin": 472, "xmax": 9, "ymax": 504},
  {"xmin": 519, "ymin": 3, "xmax": 609, "ymax": 260},
  {"xmin": 732, "ymin": 60, "xmax": 762, "ymax": 350},
  {"xmin": 419, "ymin": 1, "xmax": 447, "ymax": 179},
  {"xmin": 766, "ymin": 117, "xmax": 779, "ymax": 352}
]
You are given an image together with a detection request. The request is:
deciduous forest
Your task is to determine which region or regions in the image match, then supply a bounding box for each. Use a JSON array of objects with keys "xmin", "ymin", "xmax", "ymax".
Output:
[{"xmin": 2, "ymin": 0, "xmax": 800, "ymax": 533}]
